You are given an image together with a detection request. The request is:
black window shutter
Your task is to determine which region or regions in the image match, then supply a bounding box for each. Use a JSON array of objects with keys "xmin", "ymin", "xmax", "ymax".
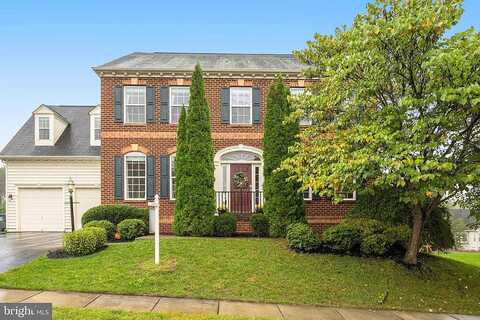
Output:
[
  {"xmin": 146, "ymin": 87, "xmax": 155, "ymax": 123},
  {"xmin": 114, "ymin": 86, "xmax": 124, "ymax": 123},
  {"xmin": 252, "ymin": 88, "xmax": 261, "ymax": 123},
  {"xmin": 160, "ymin": 155, "xmax": 170, "ymax": 198},
  {"xmin": 221, "ymin": 88, "xmax": 230, "ymax": 123},
  {"xmin": 146, "ymin": 156, "xmax": 156, "ymax": 200},
  {"xmin": 114, "ymin": 156, "xmax": 124, "ymax": 200},
  {"xmin": 160, "ymin": 87, "xmax": 170, "ymax": 123}
]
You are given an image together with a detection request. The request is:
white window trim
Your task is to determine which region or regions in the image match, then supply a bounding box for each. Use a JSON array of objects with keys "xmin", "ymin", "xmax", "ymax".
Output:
[
  {"xmin": 124, "ymin": 86, "xmax": 146, "ymax": 124},
  {"xmin": 169, "ymin": 87, "xmax": 190, "ymax": 124},
  {"xmin": 90, "ymin": 114, "xmax": 101, "ymax": 146},
  {"xmin": 340, "ymin": 190, "xmax": 356, "ymax": 201},
  {"xmin": 35, "ymin": 114, "xmax": 54, "ymax": 146},
  {"xmin": 303, "ymin": 187, "xmax": 312, "ymax": 201},
  {"xmin": 230, "ymin": 87, "xmax": 253, "ymax": 125},
  {"xmin": 124, "ymin": 152, "xmax": 147, "ymax": 201},
  {"xmin": 170, "ymin": 154, "xmax": 176, "ymax": 201}
]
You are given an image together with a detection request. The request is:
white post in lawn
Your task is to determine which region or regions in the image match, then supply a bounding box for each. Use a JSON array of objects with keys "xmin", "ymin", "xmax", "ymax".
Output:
[{"xmin": 148, "ymin": 194, "xmax": 160, "ymax": 265}]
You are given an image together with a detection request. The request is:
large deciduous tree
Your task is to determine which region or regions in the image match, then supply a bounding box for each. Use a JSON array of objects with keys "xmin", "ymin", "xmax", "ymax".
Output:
[
  {"xmin": 264, "ymin": 77, "xmax": 305, "ymax": 237},
  {"xmin": 282, "ymin": 0, "xmax": 480, "ymax": 264},
  {"xmin": 181, "ymin": 64, "xmax": 216, "ymax": 236}
]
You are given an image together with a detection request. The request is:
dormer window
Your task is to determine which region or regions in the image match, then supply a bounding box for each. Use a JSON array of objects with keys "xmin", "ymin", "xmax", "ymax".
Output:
[
  {"xmin": 38, "ymin": 117, "xmax": 50, "ymax": 140},
  {"xmin": 124, "ymin": 86, "xmax": 146, "ymax": 124},
  {"xmin": 94, "ymin": 116, "xmax": 101, "ymax": 140},
  {"xmin": 89, "ymin": 105, "xmax": 101, "ymax": 146}
]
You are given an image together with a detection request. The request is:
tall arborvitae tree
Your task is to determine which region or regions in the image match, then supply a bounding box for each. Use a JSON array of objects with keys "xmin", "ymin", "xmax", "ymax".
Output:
[
  {"xmin": 263, "ymin": 77, "xmax": 305, "ymax": 237},
  {"xmin": 172, "ymin": 106, "xmax": 189, "ymax": 235},
  {"xmin": 182, "ymin": 64, "xmax": 216, "ymax": 236}
]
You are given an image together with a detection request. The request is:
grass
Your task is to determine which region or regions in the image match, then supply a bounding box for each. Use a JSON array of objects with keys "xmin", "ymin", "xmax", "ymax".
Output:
[
  {"xmin": 435, "ymin": 251, "xmax": 480, "ymax": 268},
  {"xmin": 0, "ymin": 237, "xmax": 479, "ymax": 314},
  {"xmin": 53, "ymin": 308, "xmax": 266, "ymax": 320}
]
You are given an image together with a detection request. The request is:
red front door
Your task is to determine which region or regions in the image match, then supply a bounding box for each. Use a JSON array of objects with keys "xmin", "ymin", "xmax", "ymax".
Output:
[{"xmin": 230, "ymin": 164, "xmax": 252, "ymax": 214}]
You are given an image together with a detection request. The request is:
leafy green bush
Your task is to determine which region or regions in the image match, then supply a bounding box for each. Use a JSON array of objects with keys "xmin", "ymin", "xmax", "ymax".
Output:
[
  {"xmin": 360, "ymin": 234, "xmax": 393, "ymax": 256},
  {"xmin": 384, "ymin": 224, "xmax": 411, "ymax": 250},
  {"xmin": 83, "ymin": 220, "xmax": 116, "ymax": 241},
  {"xmin": 286, "ymin": 223, "xmax": 320, "ymax": 252},
  {"xmin": 323, "ymin": 223, "xmax": 362, "ymax": 252},
  {"xmin": 213, "ymin": 213, "xmax": 236, "ymax": 237},
  {"xmin": 250, "ymin": 214, "xmax": 270, "ymax": 237},
  {"xmin": 64, "ymin": 227, "xmax": 107, "ymax": 256},
  {"xmin": 81, "ymin": 205, "xmax": 148, "ymax": 228},
  {"xmin": 347, "ymin": 186, "xmax": 454, "ymax": 250},
  {"xmin": 117, "ymin": 219, "xmax": 147, "ymax": 241}
]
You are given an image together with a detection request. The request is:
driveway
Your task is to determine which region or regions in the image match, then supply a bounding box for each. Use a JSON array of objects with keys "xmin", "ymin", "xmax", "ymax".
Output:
[{"xmin": 0, "ymin": 233, "xmax": 63, "ymax": 272}]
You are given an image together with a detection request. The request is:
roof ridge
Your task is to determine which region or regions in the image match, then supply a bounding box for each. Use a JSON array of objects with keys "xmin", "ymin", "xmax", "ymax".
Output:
[{"xmin": 137, "ymin": 52, "xmax": 295, "ymax": 56}]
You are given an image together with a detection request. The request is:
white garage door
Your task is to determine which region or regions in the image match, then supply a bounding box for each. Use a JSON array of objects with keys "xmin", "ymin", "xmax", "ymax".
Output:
[
  {"xmin": 18, "ymin": 188, "xmax": 64, "ymax": 232},
  {"xmin": 75, "ymin": 188, "xmax": 101, "ymax": 229}
]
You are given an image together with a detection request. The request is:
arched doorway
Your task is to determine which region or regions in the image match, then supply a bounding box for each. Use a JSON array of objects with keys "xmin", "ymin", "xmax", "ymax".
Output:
[{"xmin": 214, "ymin": 145, "xmax": 263, "ymax": 214}]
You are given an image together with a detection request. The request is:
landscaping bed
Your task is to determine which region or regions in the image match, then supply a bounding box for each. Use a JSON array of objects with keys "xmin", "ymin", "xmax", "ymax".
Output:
[{"xmin": 0, "ymin": 237, "xmax": 479, "ymax": 314}]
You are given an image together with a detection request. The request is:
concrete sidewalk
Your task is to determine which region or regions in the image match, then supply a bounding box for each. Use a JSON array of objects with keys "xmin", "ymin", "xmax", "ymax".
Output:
[{"xmin": 0, "ymin": 289, "xmax": 478, "ymax": 320}]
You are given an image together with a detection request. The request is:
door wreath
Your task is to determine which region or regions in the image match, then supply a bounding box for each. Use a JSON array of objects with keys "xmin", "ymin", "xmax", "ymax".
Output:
[{"xmin": 233, "ymin": 172, "xmax": 249, "ymax": 189}]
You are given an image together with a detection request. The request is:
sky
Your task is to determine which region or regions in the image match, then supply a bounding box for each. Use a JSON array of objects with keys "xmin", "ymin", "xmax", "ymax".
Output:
[{"xmin": 0, "ymin": 0, "xmax": 479, "ymax": 150}]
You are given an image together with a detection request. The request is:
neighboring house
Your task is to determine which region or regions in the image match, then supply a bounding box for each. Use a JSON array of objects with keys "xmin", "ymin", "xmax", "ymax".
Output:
[
  {"xmin": 0, "ymin": 105, "xmax": 101, "ymax": 231},
  {"xmin": 0, "ymin": 52, "xmax": 355, "ymax": 233},
  {"xmin": 450, "ymin": 208, "xmax": 480, "ymax": 251}
]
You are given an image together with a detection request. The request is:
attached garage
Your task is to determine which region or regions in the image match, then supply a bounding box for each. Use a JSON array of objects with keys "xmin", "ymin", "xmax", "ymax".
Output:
[{"xmin": 18, "ymin": 188, "xmax": 64, "ymax": 232}]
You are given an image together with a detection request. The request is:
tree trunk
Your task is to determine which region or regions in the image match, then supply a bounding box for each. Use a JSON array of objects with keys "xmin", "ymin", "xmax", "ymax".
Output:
[{"xmin": 403, "ymin": 205, "xmax": 424, "ymax": 265}]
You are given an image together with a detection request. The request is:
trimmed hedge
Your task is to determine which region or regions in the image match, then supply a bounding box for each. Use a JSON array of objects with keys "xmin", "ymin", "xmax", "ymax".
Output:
[
  {"xmin": 250, "ymin": 214, "xmax": 270, "ymax": 237},
  {"xmin": 64, "ymin": 227, "xmax": 107, "ymax": 256},
  {"xmin": 286, "ymin": 223, "xmax": 320, "ymax": 252},
  {"xmin": 81, "ymin": 205, "xmax": 148, "ymax": 227},
  {"xmin": 117, "ymin": 219, "xmax": 147, "ymax": 241},
  {"xmin": 83, "ymin": 220, "xmax": 116, "ymax": 241},
  {"xmin": 213, "ymin": 213, "xmax": 236, "ymax": 237}
]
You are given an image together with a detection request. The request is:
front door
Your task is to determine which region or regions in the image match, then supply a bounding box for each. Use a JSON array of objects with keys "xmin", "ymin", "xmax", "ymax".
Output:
[{"xmin": 230, "ymin": 164, "xmax": 252, "ymax": 214}]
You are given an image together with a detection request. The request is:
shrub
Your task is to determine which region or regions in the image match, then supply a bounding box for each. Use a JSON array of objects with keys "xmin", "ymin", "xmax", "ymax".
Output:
[
  {"xmin": 250, "ymin": 214, "xmax": 269, "ymax": 237},
  {"xmin": 213, "ymin": 213, "xmax": 236, "ymax": 237},
  {"xmin": 286, "ymin": 223, "xmax": 320, "ymax": 252},
  {"xmin": 385, "ymin": 224, "xmax": 411, "ymax": 250},
  {"xmin": 360, "ymin": 234, "xmax": 394, "ymax": 256},
  {"xmin": 83, "ymin": 220, "xmax": 115, "ymax": 241},
  {"xmin": 117, "ymin": 219, "xmax": 147, "ymax": 241},
  {"xmin": 81, "ymin": 205, "xmax": 148, "ymax": 227},
  {"xmin": 64, "ymin": 227, "xmax": 107, "ymax": 256},
  {"xmin": 322, "ymin": 223, "xmax": 362, "ymax": 252}
]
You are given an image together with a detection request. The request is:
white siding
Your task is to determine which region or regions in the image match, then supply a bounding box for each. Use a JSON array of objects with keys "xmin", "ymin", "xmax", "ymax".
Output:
[{"xmin": 5, "ymin": 159, "xmax": 100, "ymax": 232}]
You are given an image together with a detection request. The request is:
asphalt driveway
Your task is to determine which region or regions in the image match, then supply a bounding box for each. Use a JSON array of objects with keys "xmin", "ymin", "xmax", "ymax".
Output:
[{"xmin": 0, "ymin": 233, "xmax": 63, "ymax": 272}]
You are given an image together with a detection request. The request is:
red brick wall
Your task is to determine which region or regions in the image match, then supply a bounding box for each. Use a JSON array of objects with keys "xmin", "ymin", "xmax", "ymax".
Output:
[{"xmin": 100, "ymin": 76, "xmax": 354, "ymax": 234}]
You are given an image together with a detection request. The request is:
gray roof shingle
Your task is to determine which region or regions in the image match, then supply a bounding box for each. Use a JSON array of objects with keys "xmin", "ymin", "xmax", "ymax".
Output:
[
  {"xmin": 94, "ymin": 52, "xmax": 303, "ymax": 73},
  {"xmin": 0, "ymin": 105, "xmax": 100, "ymax": 158}
]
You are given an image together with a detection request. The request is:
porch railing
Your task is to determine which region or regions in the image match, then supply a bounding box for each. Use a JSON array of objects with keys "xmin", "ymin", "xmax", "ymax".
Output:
[{"xmin": 216, "ymin": 191, "xmax": 264, "ymax": 215}]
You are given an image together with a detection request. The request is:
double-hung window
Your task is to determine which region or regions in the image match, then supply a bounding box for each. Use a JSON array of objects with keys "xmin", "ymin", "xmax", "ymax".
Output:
[
  {"xmin": 303, "ymin": 187, "xmax": 313, "ymax": 201},
  {"xmin": 125, "ymin": 153, "xmax": 146, "ymax": 200},
  {"xmin": 290, "ymin": 87, "xmax": 312, "ymax": 126},
  {"xmin": 170, "ymin": 87, "xmax": 190, "ymax": 124},
  {"xmin": 170, "ymin": 155, "xmax": 176, "ymax": 200},
  {"xmin": 38, "ymin": 117, "xmax": 50, "ymax": 140},
  {"xmin": 124, "ymin": 86, "xmax": 146, "ymax": 124},
  {"xmin": 94, "ymin": 115, "xmax": 101, "ymax": 141},
  {"xmin": 230, "ymin": 87, "xmax": 252, "ymax": 124}
]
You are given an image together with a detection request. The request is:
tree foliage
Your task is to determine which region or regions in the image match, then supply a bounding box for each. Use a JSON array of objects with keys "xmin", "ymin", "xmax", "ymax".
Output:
[
  {"xmin": 263, "ymin": 77, "xmax": 305, "ymax": 237},
  {"xmin": 282, "ymin": 0, "xmax": 480, "ymax": 264},
  {"xmin": 176, "ymin": 64, "xmax": 216, "ymax": 236},
  {"xmin": 172, "ymin": 106, "xmax": 189, "ymax": 235}
]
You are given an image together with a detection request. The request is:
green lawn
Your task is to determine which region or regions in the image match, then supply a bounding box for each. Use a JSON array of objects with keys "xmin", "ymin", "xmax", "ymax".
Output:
[
  {"xmin": 54, "ymin": 308, "xmax": 265, "ymax": 320},
  {"xmin": 0, "ymin": 237, "xmax": 479, "ymax": 314},
  {"xmin": 435, "ymin": 252, "xmax": 480, "ymax": 268}
]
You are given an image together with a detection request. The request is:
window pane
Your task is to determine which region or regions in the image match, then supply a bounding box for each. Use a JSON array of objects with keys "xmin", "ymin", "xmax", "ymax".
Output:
[
  {"xmin": 231, "ymin": 106, "xmax": 251, "ymax": 124},
  {"xmin": 171, "ymin": 87, "xmax": 190, "ymax": 106},
  {"xmin": 38, "ymin": 117, "xmax": 50, "ymax": 140},
  {"xmin": 94, "ymin": 116, "xmax": 101, "ymax": 141},
  {"xmin": 290, "ymin": 87, "xmax": 305, "ymax": 96},
  {"xmin": 125, "ymin": 87, "xmax": 146, "ymax": 123},
  {"xmin": 126, "ymin": 156, "xmax": 146, "ymax": 199},
  {"xmin": 170, "ymin": 106, "xmax": 181, "ymax": 124},
  {"xmin": 170, "ymin": 156, "xmax": 176, "ymax": 199},
  {"xmin": 39, "ymin": 129, "xmax": 49, "ymax": 140},
  {"xmin": 231, "ymin": 88, "xmax": 252, "ymax": 107}
]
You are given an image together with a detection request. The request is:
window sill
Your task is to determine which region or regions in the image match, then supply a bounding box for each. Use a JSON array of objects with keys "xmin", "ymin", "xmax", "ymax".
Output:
[
  {"xmin": 123, "ymin": 123, "xmax": 148, "ymax": 127},
  {"xmin": 229, "ymin": 124, "xmax": 254, "ymax": 127}
]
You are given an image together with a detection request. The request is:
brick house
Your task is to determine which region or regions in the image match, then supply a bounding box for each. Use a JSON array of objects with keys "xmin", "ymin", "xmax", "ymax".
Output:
[{"xmin": 0, "ymin": 52, "xmax": 354, "ymax": 233}]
